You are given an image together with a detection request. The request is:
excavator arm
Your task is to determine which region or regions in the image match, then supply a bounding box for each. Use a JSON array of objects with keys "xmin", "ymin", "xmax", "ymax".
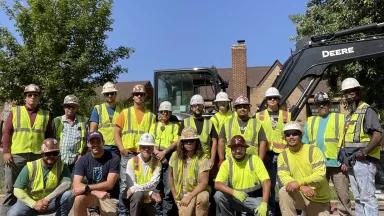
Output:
[{"xmin": 269, "ymin": 23, "xmax": 384, "ymax": 120}]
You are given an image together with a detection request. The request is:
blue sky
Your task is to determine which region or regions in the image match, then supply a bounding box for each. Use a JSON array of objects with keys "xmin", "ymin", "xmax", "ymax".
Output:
[{"xmin": 0, "ymin": 0, "xmax": 309, "ymax": 82}]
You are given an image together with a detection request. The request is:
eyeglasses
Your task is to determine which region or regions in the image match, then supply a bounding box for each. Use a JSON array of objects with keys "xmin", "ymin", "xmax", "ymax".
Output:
[
  {"xmin": 26, "ymin": 93, "xmax": 40, "ymax": 98},
  {"xmin": 267, "ymin": 97, "xmax": 279, "ymax": 101},
  {"xmin": 284, "ymin": 131, "xmax": 301, "ymax": 137},
  {"xmin": 133, "ymin": 92, "xmax": 145, "ymax": 97},
  {"xmin": 104, "ymin": 92, "xmax": 116, "ymax": 97},
  {"xmin": 44, "ymin": 151, "xmax": 60, "ymax": 157}
]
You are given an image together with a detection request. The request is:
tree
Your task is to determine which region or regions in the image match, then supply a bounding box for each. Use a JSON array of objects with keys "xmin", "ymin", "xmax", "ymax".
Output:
[
  {"xmin": 290, "ymin": 0, "xmax": 384, "ymax": 111},
  {"xmin": 0, "ymin": 0, "xmax": 133, "ymax": 116}
]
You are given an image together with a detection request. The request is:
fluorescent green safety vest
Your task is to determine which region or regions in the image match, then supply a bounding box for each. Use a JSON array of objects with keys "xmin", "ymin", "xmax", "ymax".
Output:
[
  {"xmin": 183, "ymin": 117, "xmax": 213, "ymax": 158},
  {"xmin": 307, "ymin": 113, "xmax": 344, "ymax": 160},
  {"xmin": 210, "ymin": 111, "xmax": 233, "ymax": 134},
  {"xmin": 344, "ymin": 102, "xmax": 380, "ymax": 159},
  {"xmin": 26, "ymin": 159, "xmax": 63, "ymax": 200},
  {"xmin": 256, "ymin": 109, "xmax": 291, "ymax": 153},
  {"xmin": 121, "ymin": 107, "xmax": 155, "ymax": 150},
  {"xmin": 11, "ymin": 106, "xmax": 49, "ymax": 154},
  {"xmin": 150, "ymin": 122, "xmax": 179, "ymax": 149},
  {"xmin": 130, "ymin": 156, "xmax": 159, "ymax": 185},
  {"xmin": 223, "ymin": 115, "xmax": 261, "ymax": 157},
  {"xmin": 95, "ymin": 103, "xmax": 122, "ymax": 146},
  {"xmin": 53, "ymin": 115, "xmax": 88, "ymax": 155}
]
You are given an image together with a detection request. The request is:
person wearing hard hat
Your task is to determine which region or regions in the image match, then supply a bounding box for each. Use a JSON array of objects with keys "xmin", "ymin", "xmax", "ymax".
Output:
[
  {"xmin": 210, "ymin": 91, "xmax": 233, "ymax": 133},
  {"xmin": 115, "ymin": 84, "xmax": 156, "ymax": 215},
  {"xmin": 7, "ymin": 138, "xmax": 73, "ymax": 216},
  {"xmin": 255, "ymin": 87, "xmax": 291, "ymax": 215},
  {"xmin": 218, "ymin": 95, "xmax": 267, "ymax": 165},
  {"xmin": 214, "ymin": 135, "xmax": 271, "ymax": 216},
  {"xmin": 73, "ymin": 131, "xmax": 120, "ymax": 215},
  {"xmin": 150, "ymin": 101, "xmax": 179, "ymax": 215},
  {"xmin": 339, "ymin": 77, "xmax": 382, "ymax": 216},
  {"xmin": 1, "ymin": 84, "xmax": 53, "ymax": 215},
  {"xmin": 302, "ymin": 92, "xmax": 351, "ymax": 215},
  {"xmin": 124, "ymin": 133, "xmax": 162, "ymax": 216},
  {"xmin": 53, "ymin": 95, "xmax": 88, "ymax": 173},
  {"xmin": 90, "ymin": 81, "xmax": 122, "ymax": 155},
  {"xmin": 278, "ymin": 121, "xmax": 330, "ymax": 215},
  {"xmin": 180, "ymin": 94, "xmax": 218, "ymax": 168},
  {"xmin": 169, "ymin": 127, "xmax": 210, "ymax": 216}
]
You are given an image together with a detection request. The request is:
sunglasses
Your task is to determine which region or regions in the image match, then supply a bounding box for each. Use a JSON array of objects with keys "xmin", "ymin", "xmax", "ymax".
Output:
[
  {"xmin": 284, "ymin": 131, "xmax": 301, "ymax": 137},
  {"xmin": 191, "ymin": 104, "xmax": 203, "ymax": 108},
  {"xmin": 182, "ymin": 140, "xmax": 196, "ymax": 145},
  {"xmin": 133, "ymin": 92, "xmax": 145, "ymax": 97},
  {"xmin": 316, "ymin": 102, "xmax": 329, "ymax": 107},
  {"xmin": 26, "ymin": 93, "xmax": 40, "ymax": 98},
  {"xmin": 64, "ymin": 104, "xmax": 77, "ymax": 109},
  {"xmin": 159, "ymin": 110, "xmax": 170, "ymax": 114},
  {"xmin": 267, "ymin": 97, "xmax": 279, "ymax": 101},
  {"xmin": 235, "ymin": 104, "xmax": 249, "ymax": 110},
  {"xmin": 44, "ymin": 151, "xmax": 60, "ymax": 157},
  {"xmin": 104, "ymin": 92, "xmax": 116, "ymax": 97}
]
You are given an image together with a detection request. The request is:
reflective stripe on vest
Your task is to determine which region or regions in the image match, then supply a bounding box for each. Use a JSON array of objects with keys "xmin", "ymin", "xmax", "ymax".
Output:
[
  {"xmin": 344, "ymin": 102, "xmax": 379, "ymax": 159},
  {"xmin": 307, "ymin": 113, "xmax": 343, "ymax": 160},
  {"xmin": 132, "ymin": 156, "xmax": 158, "ymax": 185},
  {"xmin": 227, "ymin": 155, "xmax": 261, "ymax": 193},
  {"xmin": 184, "ymin": 117, "xmax": 212, "ymax": 157},
  {"xmin": 172, "ymin": 156, "xmax": 200, "ymax": 200},
  {"xmin": 279, "ymin": 145, "xmax": 315, "ymax": 173},
  {"xmin": 11, "ymin": 106, "xmax": 49, "ymax": 154},
  {"xmin": 153, "ymin": 122, "xmax": 176, "ymax": 149},
  {"xmin": 210, "ymin": 112, "xmax": 233, "ymax": 133},
  {"xmin": 96, "ymin": 104, "xmax": 122, "ymax": 146},
  {"xmin": 27, "ymin": 159, "xmax": 63, "ymax": 200},
  {"xmin": 54, "ymin": 115, "xmax": 87, "ymax": 154}
]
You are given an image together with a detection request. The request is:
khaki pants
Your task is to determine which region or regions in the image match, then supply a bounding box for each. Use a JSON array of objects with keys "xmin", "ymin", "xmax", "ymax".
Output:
[
  {"xmin": 73, "ymin": 193, "xmax": 118, "ymax": 216},
  {"xmin": 326, "ymin": 167, "xmax": 353, "ymax": 216},
  {"xmin": 279, "ymin": 187, "xmax": 330, "ymax": 216},
  {"xmin": 177, "ymin": 191, "xmax": 209, "ymax": 216}
]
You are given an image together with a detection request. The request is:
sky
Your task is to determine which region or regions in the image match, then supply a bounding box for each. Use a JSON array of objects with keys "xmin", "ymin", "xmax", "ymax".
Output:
[{"xmin": 0, "ymin": 0, "xmax": 309, "ymax": 82}]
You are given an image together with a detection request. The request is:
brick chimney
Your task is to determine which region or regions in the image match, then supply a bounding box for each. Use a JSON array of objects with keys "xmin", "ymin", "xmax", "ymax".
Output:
[{"xmin": 232, "ymin": 40, "xmax": 247, "ymax": 98}]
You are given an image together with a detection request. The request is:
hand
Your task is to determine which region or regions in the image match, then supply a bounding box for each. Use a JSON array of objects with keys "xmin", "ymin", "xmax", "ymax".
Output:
[
  {"xmin": 41, "ymin": 198, "xmax": 49, "ymax": 206},
  {"xmin": 150, "ymin": 192, "xmax": 162, "ymax": 203},
  {"xmin": 3, "ymin": 153, "xmax": 13, "ymax": 165},
  {"xmin": 355, "ymin": 150, "xmax": 366, "ymax": 161},
  {"xmin": 286, "ymin": 181, "xmax": 300, "ymax": 192},
  {"xmin": 233, "ymin": 190, "xmax": 248, "ymax": 202},
  {"xmin": 91, "ymin": 190, "xmax": 109, "ymax": 199},
  {"xmin": 156, "ymin": 150, "xmax": 166, "ymax": 161},
  {"xmin": 33, "ymin": 199, "xmax": 48, "ymax": 212},
  {"xmin": 126, "ymin": 188, "xmax": 134, "ymax": 199},
  {"xmin": 341, "ymin": 163, "xmax": 349, "ymax": 173},
  {"xmin": 255, "ymin": 201, "xmax": 268, "ymax": 216},
  {"xmin": 119, "ymin": 148, "xmax": 128, "ymax": 156},
  {"xmin": 208, "ymin": 158, "xmax": 215, "ymax": 169},
  {"xmin": 180, "ymin": 194, "xmax": 193, "ymax": 207},
  {"xmin": 300, "ymin": 186, "xmax": 316, "ymax": 197},
  {"xmin": 73, "ymin": 186, "xmax": 86, "ymax": 196}
]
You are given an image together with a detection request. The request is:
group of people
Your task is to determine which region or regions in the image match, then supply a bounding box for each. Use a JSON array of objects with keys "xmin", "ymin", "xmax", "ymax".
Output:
[{"xmin": 0, "ymin": 76, "xmax": 382, "ymax": 216}]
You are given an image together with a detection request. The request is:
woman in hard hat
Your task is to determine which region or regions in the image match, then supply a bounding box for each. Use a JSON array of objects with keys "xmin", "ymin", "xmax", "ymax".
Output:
[{"xmin": 210, "ymin": 91, "xmax": 233, "ymax": 133}]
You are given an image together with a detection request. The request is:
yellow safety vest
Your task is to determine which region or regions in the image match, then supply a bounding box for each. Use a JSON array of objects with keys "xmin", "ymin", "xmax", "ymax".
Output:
[
  {"xmin": 26, "ymin": 159, "xmax": 63, "ymax": 200},
  {"xmin": 256, "ymin": 109, "xmax": 291, "ymax": 153},
  {"xmin": 344, "ymin": 102, "xmax": 380, "ymax": 159},
  {"xmin": 95, "ymin": 103, "xmax": 122, "ymax": 146},
  {"xmin": 223, "ymin": 115, "xmax": 261, "ymax": 157},
  {"xmin": 210, "ymin": 111, "xmax": 234, "ymax": 134},
  {"xmin": 11, "ymin": 106, "xmax": 49, "ymax": 154},
  {"xmin": 307, "ymin": 113, "xmax": 344, "ymax": 160},
  {"xmin": 121, "ymin": 107, "xmax": 155, "ymax": 150},
  {"xmin": 227, "ymin": 154, "xmax": 262, "ymax": 193},
  {"xmin": 183, "ymin": 117, "xmax": 213, "ymax": 157},
  {"xmin": 53, "ymin": 115, "xmax": 88, "ymax": 155},
  {"xmin": 150, "ymin": 122, "xmax": 179, "ymax": 149},
  {"xmin": 130, "ymin": 156, "xmax": 159, "ymax": 185}
]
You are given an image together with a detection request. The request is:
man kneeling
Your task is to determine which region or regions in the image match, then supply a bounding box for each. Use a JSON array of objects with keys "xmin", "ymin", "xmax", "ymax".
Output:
[{"xmin": 214, "ymin": 135, "xmax": 271, "ymax": 216}]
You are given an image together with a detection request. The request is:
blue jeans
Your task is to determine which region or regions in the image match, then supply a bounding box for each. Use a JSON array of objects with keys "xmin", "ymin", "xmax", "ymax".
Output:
[
  {"xmin": 214, "ymin": 191, "xmax": 263, "ymax": 216},
  {"xmin": 155, "ymin": 162, "xmax": 175, "ymax": 215},
  {"xmin": 349, "ymin": 160, "xmax": 378, "ymax": 216},
  {"xmin": 7, "ymin": 190, "xmax": 74, "ymax": 216},
  {"xmin": 118, "ymin": 153, "xmax": 136, "ymax": 216}
]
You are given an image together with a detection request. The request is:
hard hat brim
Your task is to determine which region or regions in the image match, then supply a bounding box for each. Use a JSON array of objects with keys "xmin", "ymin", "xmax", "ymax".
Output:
[
  {"xmin": 138, "ymin": 142, "xmax": 155, "ymax": 147},
  {"xmin": 214, "ymin": 99, "xmax": 231, "ymax": 102},
  {"xmin": 180, "ymin": 136, "xmax": 199, "ymax": 141},
  {"xmin": 101, "ymin": 89, "xmax": 118, "ymax": 94}
]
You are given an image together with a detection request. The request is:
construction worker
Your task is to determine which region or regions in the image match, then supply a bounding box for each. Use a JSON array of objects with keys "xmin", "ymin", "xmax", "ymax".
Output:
[
  {"xmin": 150, "ymin": 101, "xmax": 179, "ymax": 215},
  {"xmin": 339, "ymin": 77, "xmax": 382, "ymax": 216},
  {"xmin": 180, "ymin": 94, "xmax": 218, "ymax": 167},
  {"xmin": 115, "ymin": 84, "xmax": 156, "ymax": 216},
  {"xmin": 302, "ymin": 92, "xmax": 351, "ymax": 215},
  {"xmin": 218, "ymin": 95, "xmax": 267, "ymax": 165},
  {"xmin": 73, "ymin": 131, "xmax": 120, "ymax": 216},
  {"xmin": 7, "ymin": 138, "xmax": 73, "ymax": 216},
  {"xmin": 278, "ymin": 121, "xmax": 330, "ymax": 216},
  {"xmin": 53, "ymin": 95, "xmax": 88, "ymax": 173},
  {"xmin": 169, "ymin": 127, "xmax": 210, "ymax": 216},
  {"xmin": 90, "ymin": 81, "xmax": 122, "ymax": 155},
  {"xmin": 256, "ymin": 87, "xmax": 291, "ymax": 215},
  {"xmin": 214, "ymin": 135, "xmax": 271, "ymax": 216},
  {"xmin": 125, "ymin": 133, "xmax": 162, "ymax": 216},
  {"xmin": 210, "ymin": 91, "xmax": 233, "ymax": 133},
  {"xmin": 1, "ymin": 84, "xmax": 53, "ymax": 215}
]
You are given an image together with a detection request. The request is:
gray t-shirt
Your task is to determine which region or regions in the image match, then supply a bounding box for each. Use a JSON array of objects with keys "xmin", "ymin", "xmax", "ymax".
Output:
[{"xmin": 362, "ymin": 107, "xmax": 383, "ymax": 134}]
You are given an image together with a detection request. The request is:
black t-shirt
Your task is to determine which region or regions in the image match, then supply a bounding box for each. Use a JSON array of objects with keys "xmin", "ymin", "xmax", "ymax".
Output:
[{"xmin": 268, "ymin": 110, "xmax": 279, "ymax": 129}]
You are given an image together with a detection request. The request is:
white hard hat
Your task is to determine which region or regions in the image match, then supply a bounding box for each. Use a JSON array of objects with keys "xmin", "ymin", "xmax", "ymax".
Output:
[
  {"xmin": 233, "ymin": 95, "xmax": 250, "ymax": 106},
  {"xmin": 132, "ymin": 84, "xmax": 146, "ymax": 94},
  {"xmin": 24, "ymin": 84, "xmax": 41, "ymax": 94},
  {"xmin": 214, "ymin": 92, "xmax": 230, "ymax": 102},
  {"xmin": 159, "ymin": 101, "xmax": 172, "ymax": 111},
  {"xmin": 101, "ymin": 82, "xmax": 118, "ymax": 94},
  {"xmin": 283, "ymin": 121, "xmax": 303, "ymax": 133},
  {"xmin": 265, "ymin": 87, "xmax": 281, "ymax": 98},
  {"xmin": 63, "ymin": 94, "xmax": 79, "ymax": 106},
  {"xmin": 313, "ymin": 92, "xmax": 330, "ymax": 103},
  {"xmin": 341, "ymin": 78, "xmax": 362, "ymax": 91},
  {"xmin": 137, "ymin": 133, "xmax": 155, "ymax": 146},
  {"xmin": 190, "ymin": 94, "xmax": 204, "ymax": 105}
]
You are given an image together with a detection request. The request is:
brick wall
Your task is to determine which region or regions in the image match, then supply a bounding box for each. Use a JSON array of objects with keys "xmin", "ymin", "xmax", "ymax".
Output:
[{"xmin": 232, "ymin": 40, "xmax": 247, "ymax": 99}]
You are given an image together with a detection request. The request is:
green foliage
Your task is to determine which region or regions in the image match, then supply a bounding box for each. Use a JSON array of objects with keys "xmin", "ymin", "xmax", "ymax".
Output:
[
  {"xmin": 0, "ymin": 0, "xmax": 133, "ymax": 116},
  {"xmin": 290, "ymin": 0, "xmax": 384, "ymax": 110}
]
